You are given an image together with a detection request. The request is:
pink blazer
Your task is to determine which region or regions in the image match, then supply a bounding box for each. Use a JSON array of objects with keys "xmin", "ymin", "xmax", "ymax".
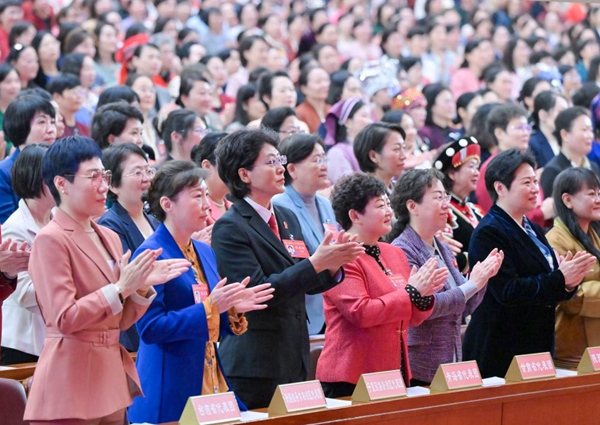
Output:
[
  {"xmin": 316, "ymin": 243, "xmax": 433, "ymax": 385},
  {"xmin": 24, "ymin": 209, "xmax": 151, "ymax": 421}
]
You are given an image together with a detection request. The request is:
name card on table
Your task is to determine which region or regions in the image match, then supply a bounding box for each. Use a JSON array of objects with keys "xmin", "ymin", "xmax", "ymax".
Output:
[
  {"xmin": 430, "ymin": 361, "xmax": 483, "ymax": 393},
  {"xmin": 505, "ymin": 352, "xmax": 556, "ymax": 382},
  {"xmin": 351, "ymin": 370, "xmax": 407, "ymax": 404},
  {"xmin": 179, "ymin": 392, "xmax": 241, "ymax": 425},
  {"xmin": 578, "ymin": 347, "xmax": 600, "ymax": 374},
  {"xmin": 268, "ymin": 380, "xmax": 327, "ymax": 417}
]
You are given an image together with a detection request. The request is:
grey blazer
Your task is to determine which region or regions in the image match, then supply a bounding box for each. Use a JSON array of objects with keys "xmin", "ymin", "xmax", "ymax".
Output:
[{"xmin": 392, "ymin": 225, "xmax": 485, "ymax": 383}]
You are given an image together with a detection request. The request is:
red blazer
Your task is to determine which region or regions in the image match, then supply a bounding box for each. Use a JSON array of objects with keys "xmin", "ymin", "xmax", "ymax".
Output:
[
  {"xmin": 24, "ymin": 209, "xmax": 152, "ymax": 421},
  {"xmin": 316, "ymin": 243, "xmax": 433, "ymax": 385}
]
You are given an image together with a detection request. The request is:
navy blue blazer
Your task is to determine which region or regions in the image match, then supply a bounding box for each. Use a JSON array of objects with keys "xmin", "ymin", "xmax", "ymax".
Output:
[
  {"xmin": 98, "ymin": 201, "xmax": 159, "ymax": 351},
  {"xmin": 0, "ymin": 148, "xmax": 20, "ymax": 224},
  {"xmin": 212, "ymin": 200, "xmax": 341, "ymax": 386},
  {"xmin": 128, "ymin": 224, "xmax": 242, "ymax": 424},
  {"xmin": 463, "ymin": 204, "xmax": 575, "ymax": 378},
  {"xmin": 273, "ymin": 185, "xmax": 337, "ymax": 335},
  {"xmin": 528, "ymin": 130, "xmax": 556, "ymax": 169}
]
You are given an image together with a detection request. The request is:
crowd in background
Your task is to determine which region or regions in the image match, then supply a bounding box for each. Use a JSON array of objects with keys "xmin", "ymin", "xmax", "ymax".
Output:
[{"xmin": 2, "ymin": 0, "xmax": 600, "ymax": 424}]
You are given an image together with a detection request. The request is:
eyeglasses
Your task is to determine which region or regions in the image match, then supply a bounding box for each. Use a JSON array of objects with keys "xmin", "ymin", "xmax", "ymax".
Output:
[
  {"xmin": 125, "ymin": 167, "xmax": 156, "ymax": 179},
  {"xmin": 191, "ymin": 127, "xmax": 212, "ymax": 137},
  {"xmin": 64, "ymin": 170, "xmax": 112, "ymax": 188},
  {"xmin": 509, "ymin": 124, "xmax": 532, "ymax": 133},
  {"xmin": 279, "ymin": 127, "xmax": 305, "ymax": 136},
  {"xmin": 431, "ymin": 193, "xmax": 451, "ymax": 204},
  {"xmin": 262, "ymin": 155, "xmax": 287, "ymax": 167},
  {"xmin": 311, "ymin": 156, "xmax": 329, "ymax": 166}
]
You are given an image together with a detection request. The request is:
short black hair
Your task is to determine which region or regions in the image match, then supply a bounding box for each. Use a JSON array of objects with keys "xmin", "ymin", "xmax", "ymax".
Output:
[
  {"xmin": 278, "ymin": 134, "xmax": 324, "ymax": 185},
  {"xmin": 388, "ymin": 168, "xmax": 444, "ymax": 241},
  {"xmin": 572, "ymin": 82, "xmax": 600, "ymax": 108},
  {"xmin": 353, "ymin": 122, "xmax": 405, "ymax": 173},
  {"xmin": 11, "ymin": 143, "xmax": 50, "ymax": 199},
  {"xmin": 42, "ymin": 136, "xmax": 102, "ymax": 205},
  {"xmin": 261, "ymin": 107, "xmax": 296, "ymax": 133},
  {"xmin": 331, "ymin": 173, "xmax": 387, "ymax": 231},
  {"xmin": 9, "ymin": 21, "xmax": 34, "ymax": 47},
  {"xmin": 191, "ymin": 131, "xmax": 227, "ymax": 166},
  {"xmin": 47, "ymin": 74, "xmax": 81, "ymax": 95},
  {"xmin": 91, "ymin": 101, "xmax": 144, "ymax": 149},
  {"xmin": 61, "ymin": 53, "xmax": 87, "ymax": 78},
  {"xmin": 147, "ymin": 160, "xmax": 206, "ymax": 222},
  {"xmin": 97, "ymin": 86, "xmax": 140, "ymax": 108},
  {"xmin": 482, "ymin": 62, "xmax": 508, "ymax": 85},
  {"xmin": 177, "ymin": 41, "xmax": 202, "ymax": 60},
  {"xmin": 554, "ymin": 106, "xmax": 590, "ymax": 146},
  {"xmin": 238, "ymin": 35, "xmax": 268, "ymax": 68},
  {"xmin": 485, "ymin": 148, "xmax": 536, "ymax": 203},
  {"xmin": 327, "ymin": 70, "xmax": 352, "ymax": 105},
  {"xmin": 3, "ymin": 95, "xmax": 55, "ymax": 147},
  {"xmin": 486, "ymin": 103, "xmax": 528, "ymax": 145},
  {"xmin": 215, "ymin": 129, "xmax": 279, "ymax": 200},
  {"xmin": 257, "ymin": 70, "xmax": 291, "ymax": 109},
  {"xmin": 232, "ymin": 83, "xmax": 258, "ymax": 126},
  {"xmin": 406, "ymin": 25, "xmax": 427, "ymax": 39},
  {"xmin": 102, "ymin": 143, "xmax": 148, "ymax": 202}
]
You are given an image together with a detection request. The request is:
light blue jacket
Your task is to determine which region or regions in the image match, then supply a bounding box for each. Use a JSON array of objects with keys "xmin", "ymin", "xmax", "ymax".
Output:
[{"xmin": 273, "ymin": 185, "xmax": 337, "ymax": 335}]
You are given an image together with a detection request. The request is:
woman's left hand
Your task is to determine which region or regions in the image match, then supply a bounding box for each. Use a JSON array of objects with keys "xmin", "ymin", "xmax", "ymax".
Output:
[
  {"xmin": 233, "ymin": 277, "xmax": 275, "ymax": 314},
  {"xmin": 192, "ymin": 224, "xmax": 213, "ymax": 246}
]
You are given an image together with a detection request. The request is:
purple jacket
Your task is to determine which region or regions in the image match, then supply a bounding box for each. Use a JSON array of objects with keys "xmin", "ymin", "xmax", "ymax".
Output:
[{"xmin": 392, "ymin": 225, "xmax": 485, "ymax": 383}]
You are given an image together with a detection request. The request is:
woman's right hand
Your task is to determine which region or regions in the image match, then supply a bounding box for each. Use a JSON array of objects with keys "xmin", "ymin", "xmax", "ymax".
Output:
[
  {"xmin": 408, "ymin": 258, "xmax": 448, "ymax": 297},
  {"xmin": 469, "ymin": 248, "xmax": 504, "ymax": 290},
  {"xmin": 116, "ymin": 249, "xmax": 161, "ymax": 298},
  {"xmin": 559, "ymin": 251, "xmax": 597, "ymax": 290}
]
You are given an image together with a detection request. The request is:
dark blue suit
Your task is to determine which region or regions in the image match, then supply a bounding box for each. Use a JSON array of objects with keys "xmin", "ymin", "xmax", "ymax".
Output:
[
  {"xmin": 212, "ymin": 199, "xmax": 342, "ymax": 409},
  {"xmin": 0, "ymin": 148, "xmax": 20, "ymax": 224},
  {"xmin": 128, "ymin": 224, "xmax": 242, "ymax": 424},
  {"xmin": 528, "ymin": 131, "xmax": 556, "ymax": 169},
  {"xmin": 463, "ymin": 204, "xmax": 575, "ymax": 378},
  {"xmin": 98, "ymin": 202, "xmax": 159, "ymax": 351}
]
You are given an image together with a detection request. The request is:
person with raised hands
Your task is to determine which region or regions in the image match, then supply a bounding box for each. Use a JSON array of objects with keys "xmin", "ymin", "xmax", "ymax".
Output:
[
  {"xmin": 212, "ymin": 129, "xmax": 364, "ymax": 409},
  {"xmin": 129, "ymin": 160, "xmax": 274, "ymax": 425},
  {"xmin": 24, "ymin": 136, "xmax": 190, "ymax": 425},
  {"xmin": 316, "ymin": 173, "xmax": 448, "ymax": 397},
  {"xmin": 463, "ymin": 149, "xmax": 596, "ymax": 379},
  {"xmin": 389, "ymin": 168, "xmax": 503, "ymax": 386}
]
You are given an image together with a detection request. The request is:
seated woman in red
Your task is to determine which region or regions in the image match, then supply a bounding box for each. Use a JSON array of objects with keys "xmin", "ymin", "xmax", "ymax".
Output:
[{"xmin": 316, "ymin": 173, "xmax": 448, "ymax": 397}]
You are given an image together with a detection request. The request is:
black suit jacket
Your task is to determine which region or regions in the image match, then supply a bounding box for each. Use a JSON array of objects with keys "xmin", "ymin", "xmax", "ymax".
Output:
[
  {"xmin": 212, "ymin": 199, "xmax": 341, "ymax": 381},
  {"xmin": 540, "ymin": 152, "xmax": 600, "ymax": 198},
  {"xmin": 97, "ymin": 201, "xmax": 159, "ymax": 351},
  {"xmin": 463, "ymin": 204, "xmax": 574, "ymax": 378}
]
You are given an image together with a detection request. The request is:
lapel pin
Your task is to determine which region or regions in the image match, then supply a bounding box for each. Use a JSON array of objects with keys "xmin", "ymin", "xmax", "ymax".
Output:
[{"xmin": 283, "ymin": 221, "xmax": 288, "ymax": 229}]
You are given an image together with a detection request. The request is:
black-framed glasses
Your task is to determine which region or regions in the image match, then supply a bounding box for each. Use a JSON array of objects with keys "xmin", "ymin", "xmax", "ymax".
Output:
[{"xmin": 64, "ymin": 170, "xmax": 112, "ymax": 188}]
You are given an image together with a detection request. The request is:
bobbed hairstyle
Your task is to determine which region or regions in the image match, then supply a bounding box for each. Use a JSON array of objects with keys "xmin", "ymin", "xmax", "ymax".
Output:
[
  {"xmin": 353, "ymin": 122, "xmax": 406, "ymax": 173},
  {"xmin": 191, "ymin": 131, "xmax": 228, "ymax": 167},
  {"xmin": 97, "ymin": 85, "xmax": 140, "ymax": 108},
  {"xmin": 147, "ymin": 160, "xmax": 206, "ymax": 222},
  {"xmin": 102, "ymin": 142, "xmax": 148, "ymax": 202},
  {"xmin": 261, "ymin": 106, "xmax": 296, "ymax": 133},
  {"xmin": 91, "ymin": 101, "xmax": 144, "ymax": 149},
  {"xmin": 278, "ymin": 134, "xmax": 324, "ymax": 185},
  {"xmin": 387, "ymin": 168, "xmax": 444, "ymax": 241},
  {"xmin": 11, "ymin": 143, "xmax": 50, "ymax": 200},
  {"xmin": 331, "ymin": 173, "xmax": 387, "ymax": 231},
  {"xmin": 484, "ymin": 148, "xmax": 536, "ymax": 203},
  {"xmin": 215, "ymin": 129, "xmax": 279, "ymax": 200},
  {"xmin": 327, "ymin": 70, "xmax": 353, "ymax": 105},
  {"xmin": 42, "ymin": 136, "xmax": 102, "ymax": 205},
  {"xmin": 3, "ymin": 95, "xmax": 55, "ymax": 147},
  {"xmin": 553, "ymin": 168, "xmax": 600, "ymax": 261}
]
